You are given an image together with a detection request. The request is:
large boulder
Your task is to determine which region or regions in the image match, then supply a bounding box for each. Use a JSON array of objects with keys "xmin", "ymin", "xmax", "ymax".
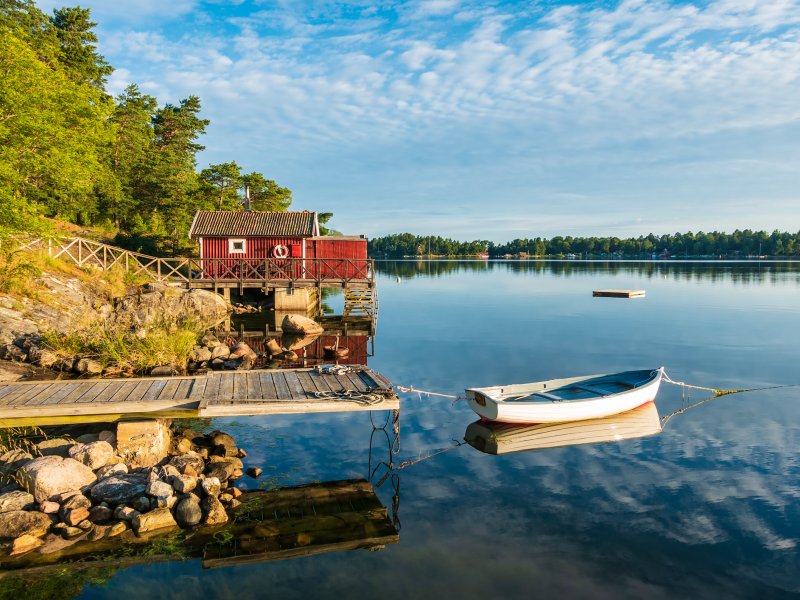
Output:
[
  {"xmin": 18, "ymin": 456, "xmax": 96, "ymax": 503},
  {"xmin": 90, "ymin": 473, "xmax": 148, "ymax": 506},
  {"xmin": 68, "ymin": 441, "xmax": 114, "ymax": 470},
  {"xmin": 132, "ymin": 507, "xmax": 177, "ymax": 535},
  {"xmin": 281, "ymin": 314, "xmax": 324, "ymax": 335},
  {"xmin": 116, "ymin": 419, "xmax": 171, "ymax": 469},
  {"xmin": 201, "ymin": 495, "xmax": 228, "ymax": 526},
  {"xmin": 35, "ymin": 438, "xmax": 73, "ymax": 457},
  {"xmin": 174, "ymin": 495, "xmax": 202, "ymax": 527},
  {"xmin": 169, "ymin": 453, "xmax": 205, "ymax": 475},
  {"xmin": 0, "ymin": 510, "xmax": 52, "ymax": 539},
  {"xmin": 0, "ymin": 490, "xmax": 35, "ymax": 513}
]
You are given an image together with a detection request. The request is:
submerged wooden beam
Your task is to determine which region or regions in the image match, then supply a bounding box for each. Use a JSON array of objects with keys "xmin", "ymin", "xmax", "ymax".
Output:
[{"xmin": 592, "ymin": 289, "xmax": 646, "ymax": 298}]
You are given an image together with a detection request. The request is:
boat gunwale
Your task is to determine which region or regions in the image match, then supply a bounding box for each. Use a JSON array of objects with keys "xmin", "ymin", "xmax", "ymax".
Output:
[{"xmin": 466, "ymin": 368, "xmax": 663, "ymax": 407}]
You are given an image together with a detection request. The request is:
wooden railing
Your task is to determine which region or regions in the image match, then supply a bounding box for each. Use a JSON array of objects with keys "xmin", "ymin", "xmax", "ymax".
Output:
[{"xmin": 34, "ymin": 237, "xmax": 374, "ymax": 287}]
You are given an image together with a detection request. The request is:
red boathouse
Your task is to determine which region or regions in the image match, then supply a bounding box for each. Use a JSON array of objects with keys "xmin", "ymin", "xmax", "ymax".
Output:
[{"xmin": 187, "ymin": 210, "xmax": 369, "ymax": 283}]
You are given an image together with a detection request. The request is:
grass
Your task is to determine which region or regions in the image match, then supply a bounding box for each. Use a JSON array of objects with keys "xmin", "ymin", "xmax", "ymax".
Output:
[{"xmin": 40, "ymin": 319, "xmax": 204, "ymax": 374}]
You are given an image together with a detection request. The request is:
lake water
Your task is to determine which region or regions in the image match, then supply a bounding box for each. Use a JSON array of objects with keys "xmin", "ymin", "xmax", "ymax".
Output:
[{"xmin": 29, "ymin": 261, "xmax": 800, "ymax": 598}]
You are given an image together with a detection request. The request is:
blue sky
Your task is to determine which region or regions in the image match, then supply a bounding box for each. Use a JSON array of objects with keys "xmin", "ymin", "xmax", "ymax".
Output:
[{"xmin": 38, "ymin": 0, "xmax": 800, "ymax": 241}]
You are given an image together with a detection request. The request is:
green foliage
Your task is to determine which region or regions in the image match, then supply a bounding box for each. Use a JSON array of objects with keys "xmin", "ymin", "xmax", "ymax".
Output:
[
  {"xmin": 370, "ymin": 230, "xmax": 800, "ymax": 258},
  {"xmin": 0, "ymin": 240, "xmax": 42, "ymax": 293},
  {"xmin": 0, "ymin": 2, "xmax": 294, "ymax": 253},
  {"xmin": 40, "ymin": 318, "xmax": 204, "ymax": 374}
]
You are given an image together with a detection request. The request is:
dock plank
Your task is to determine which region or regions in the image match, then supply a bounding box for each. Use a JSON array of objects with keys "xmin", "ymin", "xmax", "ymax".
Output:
[
  {"xmin": 0, "ymin": 366, "xmax": 398, "ymax": 422},
  {"xmin": 285, "ymin": 372, "xmax": 309, "ymax": 400},
  {"xmin": 273, "ymin": 372, "xmax": 291, "ymax": 400},
  {"xmin": 258, "ymin": 372, "xmax": 277, "ymax": 399},
  {"xmin": 246, "ymin": 372, "xmax": 262, "ymax": 400}
]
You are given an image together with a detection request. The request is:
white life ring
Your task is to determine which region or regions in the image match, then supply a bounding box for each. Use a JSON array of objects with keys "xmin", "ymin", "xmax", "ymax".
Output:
[{"xmin": 272, "ymin": 244, "xmax": 289, "ymax": 259}]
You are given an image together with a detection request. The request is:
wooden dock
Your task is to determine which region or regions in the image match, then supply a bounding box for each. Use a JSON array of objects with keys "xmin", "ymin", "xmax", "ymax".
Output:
[
  {"xmin": 592, "ymin": 289, "xmax": 646, "ymax": 298},
  {"xmin": 0, "ymin": 367, "xmax": 398, "ymax": 424}
]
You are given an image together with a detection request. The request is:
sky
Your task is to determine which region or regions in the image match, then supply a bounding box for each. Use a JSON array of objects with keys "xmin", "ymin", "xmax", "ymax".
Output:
[{"xmin": 37, "ymin": 0, "xmax": 800, "ymax": 241}]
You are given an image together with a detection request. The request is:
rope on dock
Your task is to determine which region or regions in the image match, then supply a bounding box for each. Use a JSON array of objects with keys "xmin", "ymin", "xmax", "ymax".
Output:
[{"xmin": 313, "ymin": 388, "xmax": 393, "ymax": 406}]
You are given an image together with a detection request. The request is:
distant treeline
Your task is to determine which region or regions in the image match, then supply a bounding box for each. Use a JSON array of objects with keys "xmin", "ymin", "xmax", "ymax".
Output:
[
  {"xmin": 369, "ymin": 230, "xmax": 800, "ymax": 258},
  {"xmin": 0, "ymin": 2, "xmax": 299, "ymax": 255}
]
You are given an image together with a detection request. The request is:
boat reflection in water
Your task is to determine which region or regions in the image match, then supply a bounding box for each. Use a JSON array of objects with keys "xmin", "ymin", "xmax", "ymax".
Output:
[{"xmin": 464, "ymin": 401, "xmax": 662, "ymax": 455}]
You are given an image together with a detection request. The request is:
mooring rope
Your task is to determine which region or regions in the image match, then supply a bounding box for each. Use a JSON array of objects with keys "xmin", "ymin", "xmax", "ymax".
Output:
[
  {"xmin": 661, "ymin": 371, "xmax": 800, "ymax": 397},
  {"xmin": 395, "ymin": 385, "xmax": 465, "ymax": 400}
]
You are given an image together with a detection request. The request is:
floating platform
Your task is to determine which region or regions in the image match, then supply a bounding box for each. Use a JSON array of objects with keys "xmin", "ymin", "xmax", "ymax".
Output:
[
  {"xmin": 0, "ymin": 367, "xmax": 398, "ymax": 425},
  {"xmin": 592, "ymin": 289, "xmax": 646, "ymax": 298}
]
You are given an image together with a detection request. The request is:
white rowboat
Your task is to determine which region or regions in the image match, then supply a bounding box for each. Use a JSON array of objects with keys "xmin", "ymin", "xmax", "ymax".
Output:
[
  {"xmin": 465, "ymin": 367, "xmax": 664, "ymax": 424},
  {"xmin": 464, "ymin": 401, "xmax": 662, "ymax": 455}
]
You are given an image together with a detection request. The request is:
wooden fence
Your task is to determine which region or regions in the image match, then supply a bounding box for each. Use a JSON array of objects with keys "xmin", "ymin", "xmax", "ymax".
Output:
[{"xmin": 31, "ymin": 237, "xmax": 374, "ymax": 288}]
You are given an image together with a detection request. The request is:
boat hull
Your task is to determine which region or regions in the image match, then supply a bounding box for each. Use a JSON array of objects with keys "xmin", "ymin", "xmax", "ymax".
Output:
[{"xmin": 465, "ymin": 368, "xmax": 663, "ymax": 424}]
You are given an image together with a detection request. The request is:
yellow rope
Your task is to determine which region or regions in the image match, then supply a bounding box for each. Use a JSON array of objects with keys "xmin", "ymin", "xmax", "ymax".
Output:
[{"xmin": 660, "ymin": 372, "xmax": 799, "ymax": 397}]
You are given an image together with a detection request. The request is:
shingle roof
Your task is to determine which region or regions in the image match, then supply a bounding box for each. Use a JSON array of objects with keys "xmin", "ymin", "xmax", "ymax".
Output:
[{"xmin": 188, "ymin": 211, "xmax": 317, "ymax": 238}]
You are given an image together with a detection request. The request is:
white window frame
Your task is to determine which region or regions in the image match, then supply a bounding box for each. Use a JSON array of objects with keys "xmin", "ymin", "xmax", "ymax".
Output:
[{"xmin": 228, "ymin": 238, "xmax": 247, "ymax": 254}]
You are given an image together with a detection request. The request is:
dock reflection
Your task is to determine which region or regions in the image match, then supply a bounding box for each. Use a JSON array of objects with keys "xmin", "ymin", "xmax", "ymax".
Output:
[{"xmin": 464, "ymin": 401, "xmax": 662, "ymax": 455}]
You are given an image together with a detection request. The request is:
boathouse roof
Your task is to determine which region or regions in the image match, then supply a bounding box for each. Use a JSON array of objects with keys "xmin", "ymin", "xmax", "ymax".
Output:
[{"xmin": 188, "ymin": 210, "xmax": 319, "ymax": 238}]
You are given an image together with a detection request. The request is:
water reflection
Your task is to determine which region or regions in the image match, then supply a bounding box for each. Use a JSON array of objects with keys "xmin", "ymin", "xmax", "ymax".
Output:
[
  {"xmin": 464, "ymin": 401, "xmax": 662, "ymax": 455},
  {"xmin": 376, "ymin": 259, "xmax": 800, "ymax": 284}
]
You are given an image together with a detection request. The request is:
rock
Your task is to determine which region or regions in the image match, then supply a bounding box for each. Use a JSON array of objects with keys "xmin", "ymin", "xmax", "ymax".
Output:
[
  {"xmin": 145, "ymin": 480, "xmax": 173, "ymax": 498},
  {"xmin": 204, "ymin": 462, "xmax": 234, "ymax": 482},
  {"xmin": 113, "ymin": 506, "xmax": 139, "ymax": 521},
  {"xmin": 219, "ymin": 493, "xmax": 233, "ymax": 503},
  {"xmin": 63, "ymin": 507, "xmax": 90, "ymax": 526},
  {"xmin": 75, "ymin": 358, "xmax": 103, "ymax": 375},
  {"xmin": 210, "ymin": 455, "xmax": 243, "ymax": 469},
  {"xmin": 155, "ymin": 464, "xmax": 181, "ymax": 480},
  {"xmin": 227, "ymin": 498, "xmax": 241, "ymax": 510},
  {"xmin": 281, "ymin": 314, "xmax": 324, "ymax": 335},
  {"xmin": 201, "ymin": 334, "xmax": 221, "ymax": 347},
  {"xmin": 88, "ymin": 505, "xmax": 113, "ymax": 523},
  {"xmin": 35, "ymin": 438, "xmax": 73, "ymax": 457},
  {"xmin": 39, "ymin": 500, "xmax": 60, "ymax": 514},
  {"xmin": 222, "ymin": 359, "xmax": 240, "ymax": 370},
  {"xmin": 230, "ymin": 342, "xmax": 256, "ymax": 359},
  {"xmin": 201, "ymin": 495, "xmax": 228, "ymax": 526},
  {"xmin": 75, "ymin": 433, "xmax": 99, "ymax": 444},
  {"xmin": 210, "ymin": 358, "xmax": 225, "ymax": 370},
  {"xmin": 0, "ymin": 343, "xmax": 27, "ymax": 362},
  {"xmin": 98, "ymin": 430, "xmax": 116, "ymax": 444},
  {"xmin": 116, "ymin": 419, "xmax": 171, "ymax": 469},
  {"xmin": 90, "ymin": 473, "xmax": 148, "ymax": 506},
  {"xmin": 174, "ymin": 495, "xmax": 202, "ymax": 527},
  {"xmin": 0, "ymin": 448, "xmax": 33, "ymax": 478},
  {"xmin": 132, "ymin": 507, "xmax": 177, "ymax": 535},
  {"xmin": 28, "ymin": 347, "xmax": 59, "ymax": 368},
  {"xmin": 150, "ymin": 365, "xmax": 177, "ymax": 377},
  {"xmin": 61, "ymin": 492, "xmax": 91, "ymax": 509},
  {"xmin": 68, "ymin": 441, "xmax": 114, "ymax": 470},
  {"xmin": 201, "ymin": 477, "xmax": 221, "ymax": 497},
  {"xmin": 52, "ymin": 357, "xmax": 77, "ymax": 372},
  {"xmin": 171, "ymin": 475, "xmax": 197, "ymax": 494},
  {"xmin": 18, "ymin": 456, "xmax": 96, "ymax": 503},
  {"xmin": 280, "ymin": 350, "xmax": 298, "ymax": 361},
  {"xmin": 0, "ymin": 510, "xmax": 52, "ymax": 539},
  {"xmin": 77, "ymin": 519, "xmax": 93, "ymax": 531},
  {"xmin": 10, "ymin": 533, "xmax": 44, "ymax": 555},
  {"xmin": 62, "ymin": 526, "xmax": 84, "ymax": 539},
  {"xmin": 169, "ymin": 453, "xmax": 205, "ymax": 475},
  {"xmin": 96, "ymin": 463, "xmax": 128, "ymax": 480},
  {"xmin": 265, "ymin": 338, "xmax": 282, "ymax": 356},
  {"xmin": 175, "ymin": 438, "xmax": 192, "ymax": 455},
  {"xmin": 240, "ymin": 355, "xmax": 256, "ymax": 370},
  {"xmin": 246, "ymin": 467, "xmax": 262, "ymax": 479},
  {"xmin": 0, "ymin": 490, "xmax": 35, "ymax": 513},
  {"xmin": 211, "ymin": 345, "xmax": 230, "ymax": 360},
  {"xmin": 52, "ymin": 490, "xmax": 82, "ymax": 503},
  {"xmin": 230, "ymin": 487, "xmax": 242, "ymax": 498},
  {"xmin": 192, "ymin": 346, "xmax": 212, "ymax": 362},
  {"xmin": 210, "ymin": 431, "xmax": 236, "ymax": 450},
  {"xmin": 131, "ymin": 496, "xmax": 151, "ymax": 513}
]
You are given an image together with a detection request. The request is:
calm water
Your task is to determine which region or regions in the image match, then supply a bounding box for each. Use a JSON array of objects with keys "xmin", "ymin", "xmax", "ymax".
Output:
[{"xmin": 41, "ymin": 262, "xmax": 800, "ymax": 597}]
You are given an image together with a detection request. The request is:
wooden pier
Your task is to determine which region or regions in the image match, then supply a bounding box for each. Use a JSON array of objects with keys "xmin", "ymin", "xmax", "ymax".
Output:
[
  {"xmin": 0, "ymin": 367, "xmax": 398, "ymax": 424},
  {"xmin": 592, "ymin": 289, "xmax": 646, "ymax": 298}
]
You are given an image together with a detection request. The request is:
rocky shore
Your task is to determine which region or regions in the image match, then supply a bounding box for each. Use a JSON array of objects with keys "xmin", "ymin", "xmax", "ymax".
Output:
[{"xmin": 0, "ymin": 420, "xmax": 259, "ymax": 558}]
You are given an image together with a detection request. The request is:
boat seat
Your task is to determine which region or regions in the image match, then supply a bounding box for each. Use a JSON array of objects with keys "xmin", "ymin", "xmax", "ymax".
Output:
[
  {"xmin": 533, "ymin": 391, "xmax": 563, "ymax": 401},
  {"xmin": 576, "ymin": 384, "xmax": 618, "ymax": 396}
]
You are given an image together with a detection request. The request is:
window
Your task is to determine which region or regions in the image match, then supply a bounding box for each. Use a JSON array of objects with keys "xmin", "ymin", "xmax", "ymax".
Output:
[{"xmin": 228, "ymin": 239, "xmax": 246, "ymax": 254}]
